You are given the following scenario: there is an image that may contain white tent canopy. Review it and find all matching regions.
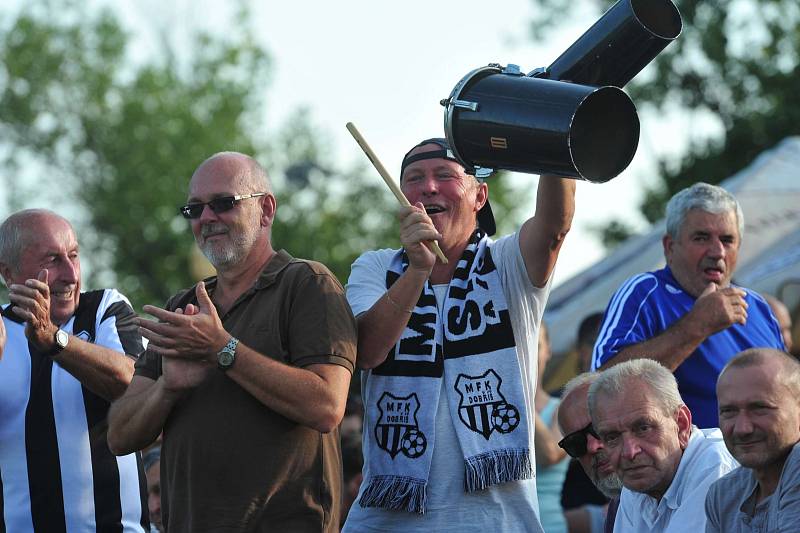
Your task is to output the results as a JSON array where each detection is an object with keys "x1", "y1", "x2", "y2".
[{"x1": 545, "y1": 136, "x2": 800, "y2": 357}]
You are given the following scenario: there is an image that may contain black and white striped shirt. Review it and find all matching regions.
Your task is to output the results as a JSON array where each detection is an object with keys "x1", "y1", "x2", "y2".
[{"x1": 0, "y1": 289, "x2": 148, "y2": 532}]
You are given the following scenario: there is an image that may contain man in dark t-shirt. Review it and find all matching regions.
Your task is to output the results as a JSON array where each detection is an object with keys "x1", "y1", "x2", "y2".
[{"x1": 108, "y1": 152, "x2": 357, "y2": 532}]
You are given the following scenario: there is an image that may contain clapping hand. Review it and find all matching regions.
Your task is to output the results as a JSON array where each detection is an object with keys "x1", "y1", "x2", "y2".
[
  {"x1": 137, "y1": 281, "x2": 228, "y2": 362},
  {"x1": 136, "y1": 282, "x2": 229, "y2": 393},
  {"x1": 8, "y1": 270, "x2": 57, "y2": 351}
]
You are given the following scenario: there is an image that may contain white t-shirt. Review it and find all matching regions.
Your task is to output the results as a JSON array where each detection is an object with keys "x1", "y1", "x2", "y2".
[
  {"x1": 344, "y1": 232, "x2": 550, "y2": 532},
  {"x1": 613, "y1": 427, "x2": 738, "y2": 533}
]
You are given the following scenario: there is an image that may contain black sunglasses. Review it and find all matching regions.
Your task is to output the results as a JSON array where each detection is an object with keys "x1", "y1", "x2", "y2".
[
  {"x1": 558, "y1": 422, "x2": 600, "y2": 458},
  {"x1": 179, "y1": 192, "x2": 268, "y2": 219}
]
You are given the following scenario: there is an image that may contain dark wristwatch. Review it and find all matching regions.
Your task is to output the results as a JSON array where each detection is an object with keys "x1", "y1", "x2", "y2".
[
  {"x1": 217, "y1": 337, "x2": 239, "y2": 371},
  {"x1": 43, "y1": 328, "x2": 69, "y2": 358}
]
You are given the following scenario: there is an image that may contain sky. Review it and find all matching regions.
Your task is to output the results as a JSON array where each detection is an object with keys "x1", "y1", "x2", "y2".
[{"x1": 44, "y1": 0, "x2": 709, "y2": 286}]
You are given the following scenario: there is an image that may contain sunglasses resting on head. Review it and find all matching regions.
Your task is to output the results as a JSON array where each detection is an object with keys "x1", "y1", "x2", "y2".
[
  {"x1": 558, "y1": 422, "x2": 600, "y2": 458},
  {"x1": 179, "y1": 192, "x2": 268, "y2": 219}
]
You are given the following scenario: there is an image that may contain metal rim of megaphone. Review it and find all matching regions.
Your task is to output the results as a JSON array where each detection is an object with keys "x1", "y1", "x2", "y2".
[
  {"x1": 566, "y1": 84, "x2": 640, "y2": 183},
  {"x1": 442, "y1": 64, "x2": 640, "y2": 183},
  {"x1": 442, "y1": 64, "x2": 502, "y2": 176}
]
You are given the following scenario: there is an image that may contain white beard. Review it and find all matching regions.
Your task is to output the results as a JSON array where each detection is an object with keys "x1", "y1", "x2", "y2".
[{"x1": 200, "y1": 222, "x2": 259, "y2": 269}]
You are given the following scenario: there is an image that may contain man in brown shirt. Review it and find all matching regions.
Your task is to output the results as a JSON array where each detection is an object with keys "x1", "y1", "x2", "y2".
[{"x1": 107, "y1": 152, "x2": 357, "y2": 532}]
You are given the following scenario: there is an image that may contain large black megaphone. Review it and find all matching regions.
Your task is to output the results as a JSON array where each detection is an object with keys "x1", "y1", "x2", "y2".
[{"x1": 440, "y1": 0, "x2": 682, "y2": 183}]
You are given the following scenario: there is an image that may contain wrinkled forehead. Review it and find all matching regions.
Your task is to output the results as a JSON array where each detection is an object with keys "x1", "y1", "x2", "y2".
[
  {"x1": 595, "y1": 380, "x2": 650, "y2": 417},
  {"x1": 596, "y1": 396, "x2": 674, "y2": 434},
  {"x1": 26, "y1": 214, "x2": 78, "y2": 250},
  {"x1": 679, "y1": 208, "x2": 739, "y2": 235},
  {"x1": 718, "y1": 359, "x2": 786, "y2": 394}
]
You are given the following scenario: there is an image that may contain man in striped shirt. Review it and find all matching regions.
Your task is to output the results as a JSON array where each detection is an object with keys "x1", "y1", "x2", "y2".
[
  {"x1": 0, "y1": 209, "x2": 148, "y2": 532},
  {"x1": 591, "y1": 183, "x2": 784, "y2": 428}
]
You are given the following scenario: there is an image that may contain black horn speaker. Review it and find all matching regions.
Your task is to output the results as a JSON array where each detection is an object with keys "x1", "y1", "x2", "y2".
[{"x1": 441, "y1": 0, "x2": 681, "y2": 182}]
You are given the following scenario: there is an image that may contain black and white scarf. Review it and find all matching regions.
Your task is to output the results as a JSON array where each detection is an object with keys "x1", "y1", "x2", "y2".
[{"x1": 360, "y1": 230, "x2": 533, "y2": 514}]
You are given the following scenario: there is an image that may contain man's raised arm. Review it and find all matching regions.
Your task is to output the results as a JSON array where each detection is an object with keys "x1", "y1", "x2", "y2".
[{"x1": 518, "y1": 175, "x2": 576, "y2": 288}]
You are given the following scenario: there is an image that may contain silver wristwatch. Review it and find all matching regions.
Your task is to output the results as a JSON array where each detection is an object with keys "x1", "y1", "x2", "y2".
[
  {"x1": 217, "y1": 337, "x2": 239, "y2": 371},
  {"x1": 44, "y1": 328, "x2": 69, "y2": 358}
]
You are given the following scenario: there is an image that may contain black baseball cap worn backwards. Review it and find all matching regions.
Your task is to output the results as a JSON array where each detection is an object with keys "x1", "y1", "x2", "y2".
[{"x1": 399, "y1": 137, "x2": 496, "y2": 236}]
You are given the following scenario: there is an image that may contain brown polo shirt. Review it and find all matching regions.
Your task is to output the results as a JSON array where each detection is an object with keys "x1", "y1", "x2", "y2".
[{"x1": 135, "y1": 250, "x2": 357, "y2": 532}]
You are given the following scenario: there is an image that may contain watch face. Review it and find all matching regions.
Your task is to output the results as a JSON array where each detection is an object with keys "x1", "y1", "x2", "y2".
[
  {"x1": 218, "y1": 350, "x2": 235, "y2": 368},
  {"x1": 55, "y1": 329, "x2": 69, "y2": 349}
]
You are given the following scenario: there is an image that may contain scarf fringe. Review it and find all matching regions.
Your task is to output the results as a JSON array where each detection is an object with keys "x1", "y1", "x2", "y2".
[
  {"x1": 358, "y1": 475, "x2": 428, "y2": 514},
  {"x1": 464, "y1": 448, "x2": 534, "y2": 492}
]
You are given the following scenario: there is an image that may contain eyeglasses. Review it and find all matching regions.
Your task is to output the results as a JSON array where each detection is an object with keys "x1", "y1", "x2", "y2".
[
  {"x1": 558, "y1": 422, "x2": 600, "y2": 458},
  {"x1": 179, "y1": 192, "x2": 268, "y2": 219}
]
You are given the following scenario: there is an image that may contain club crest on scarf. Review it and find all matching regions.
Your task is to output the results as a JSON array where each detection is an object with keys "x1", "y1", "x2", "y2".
[
  {"x1": 454, "y1": 369, "x2": 520, "y2": 440},
  {"x1": 375, "y1": 392, "x2": 428, "y2": 459}
]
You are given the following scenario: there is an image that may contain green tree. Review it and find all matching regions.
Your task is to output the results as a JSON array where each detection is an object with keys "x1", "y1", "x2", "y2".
[
  {"x1": 0, "y1": 1, "x2": 270, "y2": 307},
  {"x1": 530, "y1": 0, "x2": 800, "y2": 244},
  {"x1": 0, "y1": 1, "x2": 533, "y2": 308},
  {"x1": 0, "y1": 2, "x2": 395, "y2": 304},
  {"x1": 268, "y1": 108, "x2": 400, "y2": 280}
]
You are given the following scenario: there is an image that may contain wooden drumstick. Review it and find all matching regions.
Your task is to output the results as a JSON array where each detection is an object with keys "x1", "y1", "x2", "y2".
[{"x1": 346, "y1": 122, "x2": 448, "y2": 264}]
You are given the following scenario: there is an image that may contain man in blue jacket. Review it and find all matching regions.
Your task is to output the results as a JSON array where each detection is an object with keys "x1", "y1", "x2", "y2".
[{"x1": 591, "y1": 182, "x2": 784, "y2": 428}]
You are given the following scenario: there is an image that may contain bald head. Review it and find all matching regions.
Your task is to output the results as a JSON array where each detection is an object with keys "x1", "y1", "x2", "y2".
[
  {"x1": 558, "y1": 375, "x2": 595, "y2": 435},
  {"x1": 191, "y1": 152, "x2": 271, "y2": 195},
  {"x1": 717, "y1": 347, "x2": 800, "y2": 474},
  {"x1": 558, "y1": 372, "x2": 623, "y2": 498},
  {"x1": 0, "y1": 209, "x2": 73, "y2": 284},
  {"x1": 719, "y1": 347, "x2": 800, "y2": 395}
]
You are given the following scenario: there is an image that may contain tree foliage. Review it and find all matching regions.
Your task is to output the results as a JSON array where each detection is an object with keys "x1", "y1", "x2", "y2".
[
  {"x1": 0, "y1": 1, "x2": 270, "y2": 307},
  {"x1": 0, "y1": 1, "x2": 532, "y2": 308},
  {"x1": 530, "y1": 0, "x2": 800, "y2": 243}
]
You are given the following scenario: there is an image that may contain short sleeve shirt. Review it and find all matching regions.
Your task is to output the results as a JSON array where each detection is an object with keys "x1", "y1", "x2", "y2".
[
  {"x1": 135, "y1": 250, "x2": 357, "y2": 533},
  {"x1": 343, "y1": 232, "x2": 549, "y2": 532},
  {"x1": 705, "y1": 442, "x2": 800, "y2": 532},
  {"x1": 592, "y1": 267, "x2": 785, "y2": 427}
]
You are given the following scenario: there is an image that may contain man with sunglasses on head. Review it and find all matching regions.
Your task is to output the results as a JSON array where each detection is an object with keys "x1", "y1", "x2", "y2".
[
  {"x1": 0, "y1": 209, "x2": 148, "y2": 532},
  {"x1": 557, "y1": 373, "x2": 623, "y2": 533},
  {"x1": 342, "y1": 138, "x2": 575, "y2": 532},
  {"x1": 108, "y1": 152, "x2": 358, "y2": 533},
  {"x1": 588, "y1": 359, "x2": 737, "y2": 532}
]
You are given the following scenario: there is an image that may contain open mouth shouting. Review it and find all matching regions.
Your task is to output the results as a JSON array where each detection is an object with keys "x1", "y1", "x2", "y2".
[{"x1": 424, "y1": 204, "x2": 446, "y2": 216}]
